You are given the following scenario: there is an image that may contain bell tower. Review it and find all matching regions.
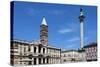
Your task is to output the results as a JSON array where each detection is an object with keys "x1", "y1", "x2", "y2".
[{"x1": 40, "y1": 17, "x2": 48, "y2": 46}]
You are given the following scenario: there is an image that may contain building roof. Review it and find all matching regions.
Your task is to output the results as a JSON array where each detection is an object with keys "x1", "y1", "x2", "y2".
[
  {"x1": 41, "y1": 17, "x2": 47, "y2": 26},
  {"x1": 84, "y1": 42, "x2": 97, "y2": 48},
  {"x1": 47, "y1": 45, "x2": 61, "y2": 50},
  {"x1": 12, "y1": 39, "x2": 61, "y2": 50},
  {"x1": 61, "y1": 49, "x2": 86, "y2": 53},
  {"x1": 61, "y1": 49, "x2": 78, "y2": 53},
  {"x1": 12, "y1": 39, "x2": 30, "y2": 44}
]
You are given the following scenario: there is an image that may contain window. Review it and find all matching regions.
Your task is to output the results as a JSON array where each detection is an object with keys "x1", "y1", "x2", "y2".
[
  {"x1": 14, "y1": 56, "x2": 18, "y2": 59},
  {"x1": 38, "y1": 46, "x2": 41, "y2": 53},
  {"x1": 13, "y1": 43, "x2": 18, "y2": 49},
  {"x1": 39, "y1": 58, "x2": 41, "y2": 64},
  {"x1": 28, "y1": 46, "x2": 30, "y2": 51},
  {"x1": 34, "y1": 58, "x2": 36, "y2": 65},
  {"x1": 34, "y1": 47, "x2": 36, "y2": 53},
  {"x1": 43, "y1": 58, "x2": 45, "y2": 64},
  {"x1": 63, "y1": 59, "x2": 66, "y2": 62},
  {"x1": 43, "y1": 48, "x2": 45, "y2": 53},
  {"x1": 68, "y1": 54, "x2": 71, "y2": 57},
  {"x1": 24, "y1": 47, "x2": 26, "y2": 53},
  {"x1": 28, "y1": 61, "x2": 32, "y2": 65},
  {"x1": 29, "y1": 54, "x2": 32, "y2": 59},
  {"x1": 47, "y1": 58, "x2": 49, "y2": 63},
  {"x1": 64, "y1": 54, "x2": 66, "y2": 57}
]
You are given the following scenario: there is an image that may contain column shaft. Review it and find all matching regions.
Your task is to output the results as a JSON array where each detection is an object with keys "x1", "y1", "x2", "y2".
[{"x1": 80, "y1": 22, "x2": 84, "y2": 49}]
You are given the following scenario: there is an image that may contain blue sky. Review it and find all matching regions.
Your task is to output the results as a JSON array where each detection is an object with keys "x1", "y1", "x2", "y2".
[{"x1": 12, "y1": 1, "x2": 97, "y2": 50}]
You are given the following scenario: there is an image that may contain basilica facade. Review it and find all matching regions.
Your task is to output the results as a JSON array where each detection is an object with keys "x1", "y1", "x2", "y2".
[{"x1": 10, "y1": 17, "x2": 61, "y2": 66}]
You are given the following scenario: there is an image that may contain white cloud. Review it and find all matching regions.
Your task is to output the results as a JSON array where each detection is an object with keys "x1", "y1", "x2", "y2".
[
  {"x1": 67, "y1": 36, "x2": 88, "y2": 42},
  {"x1": 58, "y1": 28, "x2": 73, "y2": 34},
  {"x1": 68, "y1": 37, "x2": 79, "y2": 42}
]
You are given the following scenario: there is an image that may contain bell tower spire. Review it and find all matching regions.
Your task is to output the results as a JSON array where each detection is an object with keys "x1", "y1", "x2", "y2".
[
  {"x1": 41, "y1": 17, "x2": 47, "y2": 25},
  {"x1": 40, "y1": 17, "x2": 48, "y2": 46}
]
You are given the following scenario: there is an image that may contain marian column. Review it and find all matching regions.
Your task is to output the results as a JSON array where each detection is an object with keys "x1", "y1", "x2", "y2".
[{"x1": 79, "y1": 8, "x2": 85, "y2": 50}]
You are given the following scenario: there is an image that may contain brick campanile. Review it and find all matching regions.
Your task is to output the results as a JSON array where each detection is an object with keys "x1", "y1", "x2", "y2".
[{"x1": 40, "y1": 17, "x2": 48, "y2": 46}]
